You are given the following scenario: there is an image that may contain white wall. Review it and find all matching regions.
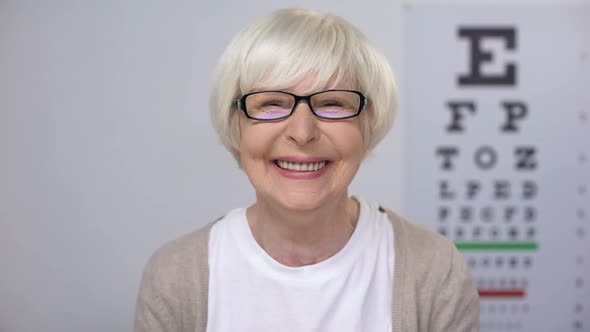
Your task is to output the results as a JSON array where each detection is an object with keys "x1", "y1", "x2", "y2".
[{"x1": 0, "y1": 0, "x2": 584, "y2": 331}]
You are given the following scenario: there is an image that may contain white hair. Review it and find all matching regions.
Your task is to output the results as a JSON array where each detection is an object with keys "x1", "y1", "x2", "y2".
[{"x1": 210, "y1": 8, "x2": 397, "y2": 159}]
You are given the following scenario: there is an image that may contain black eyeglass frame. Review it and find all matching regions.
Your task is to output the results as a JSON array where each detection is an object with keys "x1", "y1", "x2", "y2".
[{"x1": 235, "y1": 89, "x2": 368, "y2": 121}]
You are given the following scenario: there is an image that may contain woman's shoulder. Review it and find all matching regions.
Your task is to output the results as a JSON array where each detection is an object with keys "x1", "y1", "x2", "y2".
[
  {"x1": 383, "y1": 208, "x2": 479, "y2": 331},
  {"x1": 383, "y1": 207, "x2": 476, "y2": 294},
  {"x1": 383, "y1": 208, "x2": 459, "y2": 267},
  {"x1": 135, "y1": 219, "x2": 221, "y2": 332},
  {"x1": 145, "y1": 218, "x2": 220, "y2": 275}
]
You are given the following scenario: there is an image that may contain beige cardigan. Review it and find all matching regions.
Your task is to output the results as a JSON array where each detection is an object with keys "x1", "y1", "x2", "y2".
[{"x1": 135, "y1": 209, "x2": 480, "y2": 332}]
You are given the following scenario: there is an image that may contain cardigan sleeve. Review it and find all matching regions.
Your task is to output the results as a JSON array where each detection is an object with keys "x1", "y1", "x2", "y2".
[
  {"x1": 429, "y1": 245, "x2": 480, "y2": 332},
  {"x1": 134, "y1": 247, "x2": 183, "y2": 332},
  {"x1": 134, "y1": 223, "x2": 213, "y2": 332}
]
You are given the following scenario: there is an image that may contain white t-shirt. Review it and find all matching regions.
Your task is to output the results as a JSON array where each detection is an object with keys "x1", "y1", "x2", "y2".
[{"x1": 207, "y1": 198, "x2": 395, "y2": 332}]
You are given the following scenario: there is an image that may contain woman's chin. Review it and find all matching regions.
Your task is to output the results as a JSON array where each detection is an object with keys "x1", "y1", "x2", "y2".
[{"x1": 263, "y1": 192, "x2": 328, "y2": 213}]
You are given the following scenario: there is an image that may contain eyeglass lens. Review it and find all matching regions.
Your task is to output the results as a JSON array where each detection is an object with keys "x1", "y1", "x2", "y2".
[{"x1": 244, "y1": 91, "x2": 361, "y2": 120}]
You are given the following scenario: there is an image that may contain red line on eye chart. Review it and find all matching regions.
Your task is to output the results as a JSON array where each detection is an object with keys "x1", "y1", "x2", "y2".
[{"x1": 478, "y1": 289, "x2": 526, "y2": 299}]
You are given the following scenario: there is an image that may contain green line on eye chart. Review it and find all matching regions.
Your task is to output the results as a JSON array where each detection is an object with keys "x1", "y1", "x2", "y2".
[{"x1": 455, "y1": 242, "x2": 539, "y2": 251}]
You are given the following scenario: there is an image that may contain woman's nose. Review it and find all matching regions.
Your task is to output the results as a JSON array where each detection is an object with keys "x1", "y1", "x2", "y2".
[{"x1": 285, "y1": 102, "x2": 320, "y2": 146}]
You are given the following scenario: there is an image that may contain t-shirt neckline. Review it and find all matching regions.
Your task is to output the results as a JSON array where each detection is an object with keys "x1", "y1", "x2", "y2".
[{"x1": 230, "y1": 197, "x2": 372, "y2": 283}]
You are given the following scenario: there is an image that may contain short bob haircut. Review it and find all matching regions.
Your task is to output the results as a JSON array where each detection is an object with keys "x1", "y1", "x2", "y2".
[{"x1": 210, "y1": 8, "x2": 397, "y2": 159}]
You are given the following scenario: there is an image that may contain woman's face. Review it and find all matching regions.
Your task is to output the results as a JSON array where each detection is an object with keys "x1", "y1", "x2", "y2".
[{"x1": 237, "y1": 80, "x2": 366, "y2": 212}]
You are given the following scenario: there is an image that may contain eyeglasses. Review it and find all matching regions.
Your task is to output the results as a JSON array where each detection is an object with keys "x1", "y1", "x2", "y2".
[{"x1": 235, "y1": 90, "x2": 368, "y2": 121}]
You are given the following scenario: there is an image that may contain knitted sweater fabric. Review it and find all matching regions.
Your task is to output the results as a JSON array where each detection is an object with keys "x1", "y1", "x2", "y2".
[{"x1": 135, "y1": 208, "x2": 480, "y2": 332}]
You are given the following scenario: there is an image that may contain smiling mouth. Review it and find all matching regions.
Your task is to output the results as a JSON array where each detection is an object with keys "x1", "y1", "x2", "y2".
[{"x1": 274, "y1": 160, "x2": 328, "y2": 172}]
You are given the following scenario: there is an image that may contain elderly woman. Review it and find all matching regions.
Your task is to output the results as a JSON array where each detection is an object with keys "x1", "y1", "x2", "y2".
[{"x1": 135, "y1": 8, "x2": 479, "y2": 332}]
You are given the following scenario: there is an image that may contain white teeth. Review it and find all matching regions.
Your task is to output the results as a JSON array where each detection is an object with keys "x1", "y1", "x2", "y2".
[{"x1": 276, "y1": 160, "x2": 327, "y2": 172}]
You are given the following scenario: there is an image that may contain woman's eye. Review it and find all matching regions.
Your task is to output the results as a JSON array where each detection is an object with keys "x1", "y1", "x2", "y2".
[
  {"x1": 262, "y1": 100, "x2": 288, "y2": 107},
  {"x1": 320, "y1": 101, "x2": 344, "y2": 107}
]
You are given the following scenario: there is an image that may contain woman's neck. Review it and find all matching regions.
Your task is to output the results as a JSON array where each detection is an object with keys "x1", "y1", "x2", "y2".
[{"x1": 246, "y1": 195, "x2": 360, "y2": 267}]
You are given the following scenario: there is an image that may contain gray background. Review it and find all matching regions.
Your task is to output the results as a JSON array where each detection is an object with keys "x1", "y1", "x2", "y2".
[{"x1": 0, "y1": 0, "x2": 585, "y2": 331}]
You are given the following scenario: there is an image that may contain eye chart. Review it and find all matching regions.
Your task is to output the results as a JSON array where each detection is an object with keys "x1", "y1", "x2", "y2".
[{"x1": 403, "y1": 4, "x2": 589, "y2": 331}]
